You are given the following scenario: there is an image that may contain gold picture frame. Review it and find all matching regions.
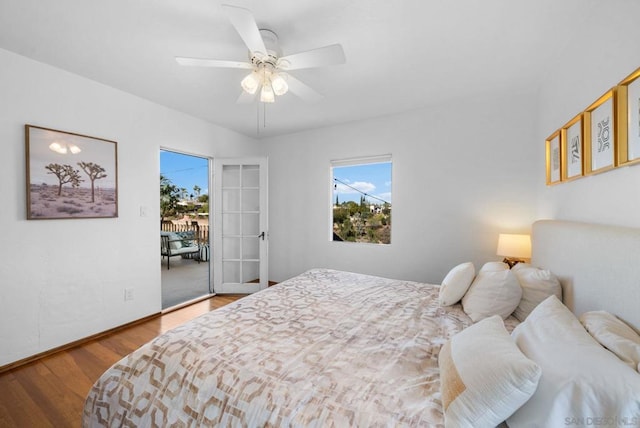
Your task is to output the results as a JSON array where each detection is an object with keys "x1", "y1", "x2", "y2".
[
  {"x1": 584, "y1": 89, "x2": 616, "y2": 175},
  {"x1": 616, "y1": 66, "x2": 640, "y2": 166},
  {"x1": 560, "y1": 113, "x2": 584, "y2": 181},
  {"x1": 25, "y1": 124, "x2": 118, "y2": 219},
  {"x1": 545, "y1": 129, "x2": 562, "y2": 185}
]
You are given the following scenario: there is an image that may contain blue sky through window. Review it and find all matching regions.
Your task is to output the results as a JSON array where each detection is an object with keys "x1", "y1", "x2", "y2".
[{"x1": 333, "y1": 162, "x2": 392, "y2": 204}]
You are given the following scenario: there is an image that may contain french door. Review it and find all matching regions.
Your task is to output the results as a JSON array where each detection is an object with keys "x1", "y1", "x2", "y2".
[{"x1": 213, "y1": 158, "x2": 268, "y2": 293}]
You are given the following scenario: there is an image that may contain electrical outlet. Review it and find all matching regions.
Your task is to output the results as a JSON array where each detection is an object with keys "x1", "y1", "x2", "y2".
[
  {"x1": 124, "y1": 288, "x2": 134, "y2": 301},
  {"x1": 139, "y1": 205, "x2": 148, "y2": 217}
]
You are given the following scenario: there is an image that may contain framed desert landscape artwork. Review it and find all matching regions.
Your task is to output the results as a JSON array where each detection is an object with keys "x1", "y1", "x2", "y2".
[{"x1": 25, "y1": 125, "x2": 118, "y2": 219}]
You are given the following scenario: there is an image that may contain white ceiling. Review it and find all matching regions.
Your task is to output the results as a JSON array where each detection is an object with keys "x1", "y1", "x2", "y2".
[{"x1": 0, "y1": 0, "x2": 602, "y2": 139}]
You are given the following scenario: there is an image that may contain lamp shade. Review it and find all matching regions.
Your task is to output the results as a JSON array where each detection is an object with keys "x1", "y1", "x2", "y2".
[
  {"x1": 496, "y1": 234, "x2": 531, "y2": 259},
  {"x1": 270, "y1": 73, "x2": 288, "y2": 96},
  {"x1": 260, "y1": 83, "x2": 275, "y2": 103},
  {"x1": 241, "y1": 72, "x2": 260, "y2": 94}
]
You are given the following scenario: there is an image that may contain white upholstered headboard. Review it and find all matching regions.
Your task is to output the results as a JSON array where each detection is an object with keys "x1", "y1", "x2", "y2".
[{"x1": 532, "y1": 220, "x2": 640, "y2": 332}]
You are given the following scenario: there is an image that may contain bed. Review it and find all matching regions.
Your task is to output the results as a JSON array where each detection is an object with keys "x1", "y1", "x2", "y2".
[
  {"x1": 83, "y1": 268, "x2": 519, "y2": 426},
  {"x1": 83, "y1": 220, "x2": 640, "y2": 427}
]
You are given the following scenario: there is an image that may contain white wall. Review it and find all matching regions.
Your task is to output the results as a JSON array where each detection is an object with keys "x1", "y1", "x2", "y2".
[
  {"x1": 536, "y1": 2, "x2": 640, "y2": 227},
  {"x1": 264, "y1": 89, "x2": 540, "y2": 284},
  {"x1": 11, "y1": 0, "x2": 639, "y2": 367},
  {"x1": 0, "y1": 48, "x2": 260, "y2": 366}
]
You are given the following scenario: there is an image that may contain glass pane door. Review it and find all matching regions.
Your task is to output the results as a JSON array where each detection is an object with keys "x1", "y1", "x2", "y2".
[{"x1": 214, "y1": 158, "x2": 267, "y2": 293}]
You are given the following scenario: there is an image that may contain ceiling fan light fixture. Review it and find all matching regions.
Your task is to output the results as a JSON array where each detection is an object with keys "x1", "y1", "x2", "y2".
[
  {"x1": 177, "y1": 6, "x2": 345, "y2": 106},
  {"x1": 241, "y1": 71, "x2": 260, "y2": 94},
  {"x1": 260, "y1": 83, "x2": 275, "y2": 103},
  {"x1": 270, "y1": 73, "x2": 288, "y2": 96}
]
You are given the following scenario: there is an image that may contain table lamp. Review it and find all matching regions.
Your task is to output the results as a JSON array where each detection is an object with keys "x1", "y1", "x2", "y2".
[{"x1": 496, "y1": 233, "x2": 531, "y2": 268}]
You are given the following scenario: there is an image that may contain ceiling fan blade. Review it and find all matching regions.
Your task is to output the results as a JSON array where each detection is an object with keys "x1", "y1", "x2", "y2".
[
  {"x1": 236, "y1": 90, "x2": 257, "y2": 104},
  {"x1": 221, "y1": 4, "x2": 267, "y2": 57},
  {"x1": 175, "y1": 57, "x2": 253, "y2": 69},
  {"x1": 278, "y1": 44, "x2": 345, "y2": 70},
  {"x1": 286, "y1": 74, "x2": 324, "y2": 103}
]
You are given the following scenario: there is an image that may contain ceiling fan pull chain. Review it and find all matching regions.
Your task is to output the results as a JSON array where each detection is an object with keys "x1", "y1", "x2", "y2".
[{"x1": 256, "y1": 101, "x2": 260, "y2": 135}]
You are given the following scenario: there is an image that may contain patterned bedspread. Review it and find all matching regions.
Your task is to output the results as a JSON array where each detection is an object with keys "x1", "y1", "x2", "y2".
[{"x1": 83, "y1": 268, "x2": 518, "y2": 427}]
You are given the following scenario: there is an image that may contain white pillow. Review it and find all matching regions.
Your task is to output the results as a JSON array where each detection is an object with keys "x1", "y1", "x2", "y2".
[
  {"x1": 507, "y1": 295, "x2": 640, "y2": 427},
  {"x1": 580, "y1": 310, "x2": 640, "y2": 371},
  {"x1": 461, "y1": 269, "x2": 522, "y2": 322},
  {"x1": 439, "y1": 262, "x2": 475, "y2": 306},
  {"x1": 512, "y1": 267, "x2": 562, "y2": 322},
  {"x1": 439, "y1": 315, "x2": 541, "y2": 428},
  {"x1": 479, "y1": 261, "x2": 509, "y2": 272}
]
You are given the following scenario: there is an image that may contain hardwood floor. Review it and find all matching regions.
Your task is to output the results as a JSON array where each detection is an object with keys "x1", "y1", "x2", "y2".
[{"x1": 0, "y1": 294, "x2": 244, "y2": 428}]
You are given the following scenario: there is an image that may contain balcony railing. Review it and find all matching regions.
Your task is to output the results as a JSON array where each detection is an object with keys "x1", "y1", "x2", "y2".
[{"x1": 161, "y1": 221, "x2": 209, "y2": 244}]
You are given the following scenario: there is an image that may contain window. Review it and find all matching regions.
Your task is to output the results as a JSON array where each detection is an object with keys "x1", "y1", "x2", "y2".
[{"x1": 330, "y1": 155, "x2": 392, "y2": 244}]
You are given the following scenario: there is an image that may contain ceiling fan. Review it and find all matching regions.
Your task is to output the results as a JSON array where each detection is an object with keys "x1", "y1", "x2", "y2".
[{"x1": 176, "y1": 4, "x2": 346, "y2": 104}]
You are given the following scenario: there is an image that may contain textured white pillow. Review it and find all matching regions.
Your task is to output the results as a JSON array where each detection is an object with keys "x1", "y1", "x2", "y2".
[
  {"x1": 479, "y1": 261, "x2": 509, "y2": 272},
  {"x1": 439, "y1": 315, "x2": 541, "y2": 428},
  {"x1": 580, "y1": 310, "x2": 640, "y2": 371},
  {"x1": 507, "y1": 295, "x2": 640, "y2": 427},
  {"x1": 439, "y1": 262, "x2": 475, "y2": 306},
  {"x1": 461, "y1": 269, "x2": 522, "y2": 322},
  {"x1": 512, "y1": 267, "x2": 562, "y2": 322}
]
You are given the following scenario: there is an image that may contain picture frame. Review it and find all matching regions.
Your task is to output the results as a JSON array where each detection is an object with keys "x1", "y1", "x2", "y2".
[
  {"x1": 584, "y1": 89, "x2": 616, "y2": 175},
  {"x1": 545, "y1": 129, "x2": 562, "y2": 185},
  {"x1": 25, "y1": 124, "x2": 118, "y2": 219},
  {"x1": 560, "y1": 113, "x2": 584, "y2": 181},
  {"x1": 616, "y1": 66, "x2": 640, "y2": 166}
]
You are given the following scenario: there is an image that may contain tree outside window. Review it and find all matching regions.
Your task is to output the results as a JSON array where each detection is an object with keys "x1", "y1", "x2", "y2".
[{"x1": 331, "y1": 156, "x2": 392, "y2": 244}]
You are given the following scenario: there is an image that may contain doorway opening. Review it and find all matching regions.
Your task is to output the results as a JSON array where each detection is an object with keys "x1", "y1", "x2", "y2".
[{"x1": 160, "y1": 149, "x2": 211, "y2": 309}]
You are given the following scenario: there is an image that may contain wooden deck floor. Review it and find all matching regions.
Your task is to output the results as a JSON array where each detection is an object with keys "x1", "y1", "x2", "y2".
[{"x1": 0, "y1": 294, "x2": 244, "y2": 427}]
